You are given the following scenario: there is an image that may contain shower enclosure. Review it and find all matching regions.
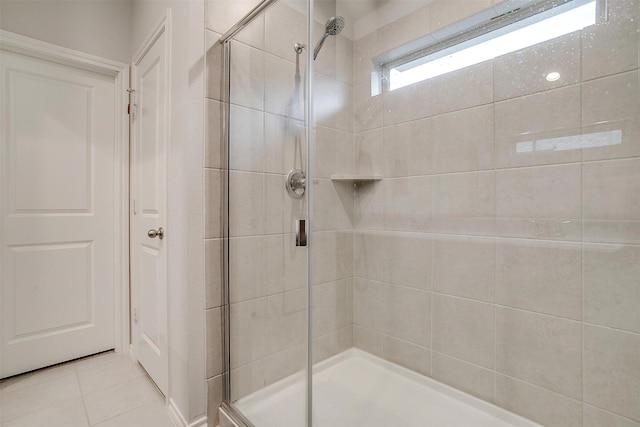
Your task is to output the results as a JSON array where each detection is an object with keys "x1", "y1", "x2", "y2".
[{"x1": 216, "y1": 0, "x2": 640, "y2": 425}]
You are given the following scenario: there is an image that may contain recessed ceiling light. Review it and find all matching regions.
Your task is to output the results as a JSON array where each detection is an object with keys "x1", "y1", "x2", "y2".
[{"x1": 546, "y1": 71, "x2": 561, "y2": 82}]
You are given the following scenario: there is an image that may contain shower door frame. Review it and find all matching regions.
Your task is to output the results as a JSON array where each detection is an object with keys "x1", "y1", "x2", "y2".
[{"x1": 218, "y1": 0, "x2": 315, "y2": 425}]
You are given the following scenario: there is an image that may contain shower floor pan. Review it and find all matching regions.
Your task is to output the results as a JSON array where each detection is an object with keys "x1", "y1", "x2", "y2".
[{"x1": 234, "y1": 349, "x2": 540, "y2": 427}]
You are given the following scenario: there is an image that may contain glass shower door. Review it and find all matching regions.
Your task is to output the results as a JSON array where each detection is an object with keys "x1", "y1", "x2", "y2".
[{"x1": 224, "y1": 1, "x2": 311, "y2": 425}]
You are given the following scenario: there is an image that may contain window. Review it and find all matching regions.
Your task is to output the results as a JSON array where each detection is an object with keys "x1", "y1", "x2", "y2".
[{"x1": 385, "y1": 0, "x2": 602, "y2": 91}]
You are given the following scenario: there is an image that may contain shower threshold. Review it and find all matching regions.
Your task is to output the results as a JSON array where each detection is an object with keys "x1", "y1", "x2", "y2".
[{"x1": 232, "y1": 349, "x2": 541, "y2": 427}]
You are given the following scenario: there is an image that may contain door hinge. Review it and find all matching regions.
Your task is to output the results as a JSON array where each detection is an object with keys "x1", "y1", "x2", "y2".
[
  {"x1": 127, "y1": 88, "x2": 137, "y2": 118},
  {"x1": 133, "y1": 307, "x2": 138, "y2": 323},
  {"x1": 132, "y1": 198, "x2": 137, "y2": 215}
]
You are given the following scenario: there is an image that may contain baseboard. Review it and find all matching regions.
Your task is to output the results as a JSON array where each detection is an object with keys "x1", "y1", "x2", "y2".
[{"x1": 167, "y1": 398, "x2": 208, "y2": 427}]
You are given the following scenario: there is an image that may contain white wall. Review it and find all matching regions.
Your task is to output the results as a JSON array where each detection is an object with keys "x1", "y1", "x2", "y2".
[
  {"x1": 131, "y1": 0, "x2": 206, "y2": 424},
  {"x1": 0, "y1": 0, "x2": 132, "y2": 63}
]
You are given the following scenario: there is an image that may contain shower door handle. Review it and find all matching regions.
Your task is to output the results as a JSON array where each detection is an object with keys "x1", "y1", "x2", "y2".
[{"x1": 296, "y1": 219, "x2": 307, "y2": 247}]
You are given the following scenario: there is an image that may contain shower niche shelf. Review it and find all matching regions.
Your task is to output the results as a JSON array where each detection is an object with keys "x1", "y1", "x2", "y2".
[{"x1": 330, "y1": 175, "x2": 382, "y2": 183}]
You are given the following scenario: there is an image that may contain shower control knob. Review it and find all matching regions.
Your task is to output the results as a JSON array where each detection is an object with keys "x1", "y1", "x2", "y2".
[{"x1": 286, "y1": 169, "x2": 306, "y2": 199}]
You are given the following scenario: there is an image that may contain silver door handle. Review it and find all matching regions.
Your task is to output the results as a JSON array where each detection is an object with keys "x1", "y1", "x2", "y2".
[{"x1": 148, "y1": 227, "x2": 164, "y2": 240}]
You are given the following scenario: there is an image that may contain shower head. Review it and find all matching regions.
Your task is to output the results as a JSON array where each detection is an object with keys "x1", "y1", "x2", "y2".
[
  {"x1": 325, "y1": 16, "x2": 345, "y2": 36},
  {"x1": 313, "y1": 16, "x2": 345, "y2": 60}
]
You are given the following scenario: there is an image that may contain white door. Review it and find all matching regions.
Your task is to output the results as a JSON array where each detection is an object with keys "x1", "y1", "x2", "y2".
[
  {"x1": 0, "y1": 50, "x2": 116, "y2": 378},
  {"x1": 130, "y1": 28, "x2": 169, "y2": 395}
]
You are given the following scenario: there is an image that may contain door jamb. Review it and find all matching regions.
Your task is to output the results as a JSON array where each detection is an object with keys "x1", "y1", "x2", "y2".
[{"x1": 0, "y1": 30, "x2": 132, "y2": 356}]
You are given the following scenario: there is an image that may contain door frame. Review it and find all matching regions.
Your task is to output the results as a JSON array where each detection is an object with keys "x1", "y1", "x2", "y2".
[{"x1": 0, "y1": 30, "x2": 131, "y2": 356}]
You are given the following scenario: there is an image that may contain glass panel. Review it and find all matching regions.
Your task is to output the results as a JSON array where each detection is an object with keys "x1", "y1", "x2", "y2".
[
  {"x1": 226, "y1": 0, "x2": 640, "y2": 425},
  {"x1": 225, "y1": 3, "x2": 309, "y2": 425}
]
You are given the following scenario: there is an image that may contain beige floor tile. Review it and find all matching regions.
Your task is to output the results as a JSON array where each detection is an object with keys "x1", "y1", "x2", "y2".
[
  {"x1": 77, "y1": 354, "x2": 145, "y2": 394},
  {"x1": 83, "y1": 376, "x2": 162, "y2": 425},
  {"x1": 3, "y1": 397, "x2": 89, "y2": 427},
  {"x1": 0, "y1": 362, "x2": 76, "y2": 394},
  {"x1": 1, "y1": 373, "x2": 81, "y2": 421},
  {"x1": 93, "y1": 399, "x2": 174, "y2": 427}
]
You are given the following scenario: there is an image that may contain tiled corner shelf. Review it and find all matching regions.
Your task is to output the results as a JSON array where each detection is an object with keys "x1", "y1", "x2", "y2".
[{"x1": 330, "y1": 175, "x2": 383, "y2": 183}]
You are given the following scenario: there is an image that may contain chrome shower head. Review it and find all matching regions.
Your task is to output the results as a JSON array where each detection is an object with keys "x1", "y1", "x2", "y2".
[
  {"x1": 325, "y1": 16, "x2": 345, "y2": 36},
  {"x1": 313, "y1": 16, "x2": 345, "y2": 60}
]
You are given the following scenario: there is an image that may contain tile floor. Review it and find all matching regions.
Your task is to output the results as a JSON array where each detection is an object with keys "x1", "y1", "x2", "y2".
[{"x1": 0, "y1": 351, "x2": 176, "y2": 427}]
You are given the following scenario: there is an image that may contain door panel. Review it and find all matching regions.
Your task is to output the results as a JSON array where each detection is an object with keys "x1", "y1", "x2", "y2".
[
  {"x1": 131, "y1": 29, "x2": 169, "y2": 396},
  {"x1": 0, "y1": 51, "x2": 116, "y2": 378}
]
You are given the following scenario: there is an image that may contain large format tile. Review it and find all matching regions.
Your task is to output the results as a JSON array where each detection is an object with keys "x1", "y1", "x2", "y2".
[
  {"x1": 431, "y1": 294, "x2": 495, "y2": 369},
  {"x1": 382, "y1": 335, "x2": 430, "y2": 376},
  {"x1": 1, "y1": 373, "x2": 81, "y2": 421},
  {"x1": 429, "y1": 61, "x2": 493, "y2": 116},
  {"x1": 495, "y1": 307, "x2": 582, "y2": 399},
  {"x1": 264, "y1": 112, "x2": 305, "y2": 175},
  {"x1": 311, "y1": 231, "x2": 353, "y2": 285},
  {"x1": 264, "y1": 2, "x2": 307, "y2": 63},
  {"x1": 355, "y1": 129, "x2": 383, "y2": 177},
  {"x1": 315, "y1": 127, "x2": 353, "y2": 179},
  {"x1": 228, "y1": 236, "x2": 266, "y2": 303},
  {"x1": 229, "y1": 171, "x2": 265, "y2": 237},
  {"x1": 432, "y1": 352, "x2": 494, "y2": 403},
  {"x1": 581, "y1": 0, "x2": 639, "y2": 81},
  {"x1": 431, "y1": 171, "x2": 495, "y2": 236},
  {"x1": 383, "y1": 177, "x2": 431, "y2": 232},
  {"x1": 383, "y1": 80, "x2": 430, "y2": 126},
  {"x1": 584, "y1": 244, "x2": 640, "y2": 333},
  {"x1": 355, "y1": 81, "x2": 383, "y2": 132},
  {"x1": 583, "y1": 158, "x2": 640, "y2": 244},
  {"x1": 431, "y1": 105, "x2": 494, "y2": 174},
  {"x1": 495, "y1": 164, "x2": 581, "y2": 240},
  {"x1": 265, "y1": 233, "x2": 306, "y2": 295},
  {"x1": 76, "y1": 354, "x2": 146, "y2": 395},
  {"x1": 433, "y1": 236, "x2": 495, "y2": 303},
  {"x1": 3, "y1": 397, "x2": 88, "y2": 427},
  {"x1": 83, "y1": 376, "x2": 160, "y2": 425},
  {"x1": 381, "y1": 284, "x2": 430, "y2": 347},
  {"x1": 229, "y1": 298, "x2": 267, "y2": 369},
  {"x1": 494, "y1": 33, "x2": 581, "y2": 101},
  {"x1": 583, "y1": 404, "x2": 640, "y2": 427},
  {"x1": 264, "y1": 54, "x2": 304, "y2": 121},
  {"x1": 494, "y1": 85, "x2": 581, "y2": 168},
  {"x1": 583, "y1": 324, "x2": 640, "y2": 422},
  {"x1": 266, "y1": 289, "x2": 306, "y2": 354},
  {"x1": 383, "y1": 118, "x2": 432, "y2": 177},
  {"x1": 354, "y1": 232, "x2": 383, "y2": 281},
  {"x1": 582, "y1": 71, "x2": 640, "y2": 162},
  {"x1": 0, "y1": 361, "x2": 76, "y2": 394},
  {"x1": 313, "y1": 178, "x2": 354, "y2": 232},
  {"x1": 93, "y1": 399, "x2": 173, "y2": 427},
  {"x1": 494, "y1": 374, "x2": 582, "y2": 427},
  {"x1": 229, "y1": 104, "x2": 264, "y2": 172},
  {"x1": 353, "y1": 278, "x2": 382, "y2": 332},
  {"x1": 229, "y1": 41, "x2": 264, "y2": 111},
  {"x1": 495, "y1": 239, "x2": 582, "y2": 320},
  {"x1": 382, "y1": 233, "x2": 433, "y2": 290},
  {"x1": 312, "y1": 279, "x2": 350, "y2": 338},
  {"x1": 353, "y1": 325, "x2": 383, "y2": 357}
]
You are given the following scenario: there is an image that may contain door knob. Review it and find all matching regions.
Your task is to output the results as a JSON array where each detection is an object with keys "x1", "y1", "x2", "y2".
[{"x1": 148, "y1": 227, "x2": 164, "y2": 240}]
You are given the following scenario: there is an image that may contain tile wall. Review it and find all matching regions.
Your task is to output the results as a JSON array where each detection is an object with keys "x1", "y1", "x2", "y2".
[
  {"x1": 206, "y1": 0, "x2": 640, "y2": 426},
  {"x1": 352, "y1": 0, "x2": 640, "y2": 426}
]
